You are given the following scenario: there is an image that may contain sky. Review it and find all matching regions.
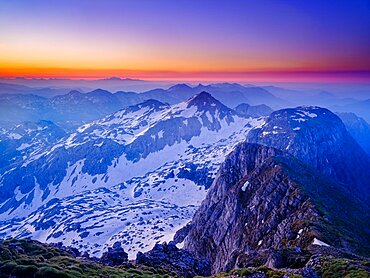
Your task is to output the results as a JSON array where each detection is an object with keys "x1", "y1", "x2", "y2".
[{"x1": 0, "y1": 0, "x2": 370, "y2": 81}]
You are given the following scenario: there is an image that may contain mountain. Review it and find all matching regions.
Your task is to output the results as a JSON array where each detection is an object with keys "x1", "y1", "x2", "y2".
[
  {"x1": 0, "y1": 94, "x2": 52, "y2": 124},
  {"x1": 114, "y1": 90, "x2": 146, "y2": 107},
  {"x1": 0, "y1": 120, "x2": 66, "y2": 172},
  {"x1": 0, "y1": 82, "x2": 34, "y2": 94},
  {"x1": 0, "y1": 77, "x2": 163, "y2": 93},
  {"x1": 337, "y1": 112, "x2": 370, "y2": 156},
  {"x1": 0, "y1": 89, "x2": 145, "y2": 129},
  {"x1": 0, "y1": 83, "x2": 285, "y2": 130},
  {"x1": 136, "y1": 82, "x2": 287, "y2": 108},
  {"x1": 1, "y1": 88, "x2": 369, "y2": 276},
  {"x1": 50, "y1": 89, "x2": 132, "y2": 124},
  {"x1": 183, "y1": 143, "x2": 370, "y2": 273},
  {"x1": 168, "y1": 83, "x2": 194, "y2": 94},
  {"x1": 262, "y1": 85, "x2": 360, "y2": 108},
  {"x1": 0, "y1": 92, "x2": 265, "y2": 258},
  {"x1": 235, "y1": 103, "x2": 273, "y2": 117},
  {"x1": 194, "y1": 83, "x2": 286, "y2": 108},
  {"x1": 139, "y1": 88, "x2": 179, "y2": 105},
  {"x1": 0, "y1": 82, "x2": 75, "y2": 97},
  {"x1": 332, "y1": 99, "x2": 370, "y2": 123},
  {"x1": 246, "y1": 106, "x2": 370, "y2": 201}
]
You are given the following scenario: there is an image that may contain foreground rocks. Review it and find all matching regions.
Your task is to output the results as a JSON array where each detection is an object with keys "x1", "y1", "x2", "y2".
[
  {"x1": 136, "y1": 241, "x2": 211, "y2": 277},
  {"x1": 0, "y1": 238, "x2": 171, "y2": 277},
  {"x1": 1, "y1": 237, "x2": 369, "y2": 277},
  {"x1": 99, "y1": 241, "x2": 129, "y2": 266}
]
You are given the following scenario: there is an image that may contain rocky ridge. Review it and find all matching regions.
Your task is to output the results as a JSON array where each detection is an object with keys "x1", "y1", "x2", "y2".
[{"x1": 183, "y1": 143, "x2": 369, "y2": 273}]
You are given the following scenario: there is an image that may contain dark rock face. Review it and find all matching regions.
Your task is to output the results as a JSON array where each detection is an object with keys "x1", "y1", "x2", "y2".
[
  {"x1": 173, "y1": 222, "x2": 192, "y2": 244},
  {"x1": 184, "y1": 143, "x2": 370, "y2": 273},
  {"x1": 136, "y1": 241, "x2": 211, "y2": 277},
  {"x1": 184, "y1": 143, "x2": 316, "y2": 273},
  {"x1": 247, "y1": 106, "x2": 370, "y2": 201},
  {"x1": 99, "y1": 242, "x2": 128, "y2": 266}
]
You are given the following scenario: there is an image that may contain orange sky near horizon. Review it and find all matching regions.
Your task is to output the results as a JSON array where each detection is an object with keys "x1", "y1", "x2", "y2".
[
  {"x1": 1, "y1": 1, "x2": 369, "y2": 82},
  {"x1": 1, "y1": 66, "x2": 370, "y2": 83}
]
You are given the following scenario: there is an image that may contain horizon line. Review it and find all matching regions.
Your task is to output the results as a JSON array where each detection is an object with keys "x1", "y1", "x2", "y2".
[{"x1": 1, "y1": 69, "x2": 370, "y2": 83}]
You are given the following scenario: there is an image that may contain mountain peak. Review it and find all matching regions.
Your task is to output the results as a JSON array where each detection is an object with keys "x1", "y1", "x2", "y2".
[
  {"x1": 271, "y1": 106, "x2": 336, "y2": 126},
  {"x1": 138, "y1": 99, "x2": 168, "y2": 108},
  {"x1": 88, "y1": 88, "x2": 112, "y2": 97},
  {"x1": 67, "y1": 90, "x2": 82, "y2": 96},
  {"x1": 188, "y1": 91, "x2": 214, "y2": 103},
  {"x1": 185, "y1": 91, "x2": 221, "y2": 109},
  {"x1": 52, "y1": 90, "x2": 83, "y2": 101},
  {"x1": 104, "y1": 77, "x2": 122, "y2": 81},
  {"x1": 194, "y1": 84, "x2": 211, "y2": 90},
  {"x1": 168, "y1": 83, "x2": 192, "y2": 92}
]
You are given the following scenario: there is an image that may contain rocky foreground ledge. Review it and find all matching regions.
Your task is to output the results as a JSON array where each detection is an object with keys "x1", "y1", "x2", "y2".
[{"x1": 0, "y1": 238, "x2": 369, "y2": 278}]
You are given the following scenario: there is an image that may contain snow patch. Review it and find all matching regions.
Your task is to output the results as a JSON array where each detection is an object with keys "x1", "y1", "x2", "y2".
[
  {"x1": 301, "y1": 111, "x2": 317, "y2": 118},
  {"x1": 241, "y1": 181, "x2": 250, "y2": 191},
  {"x1": 312, "y1": 238, "x2": 330, "y2": 247},
  {"x1": 8, "y1": 133, "x2": 22, "y2": 139},
  {"x1": 176, "y1": 242, "x2": 184, "y2": 249},
  {"x1": 17, "y1": 143, "x2": 31, "y2": 151},
  {"x1": 292, "y1": 118, "x2": 306, "y2": 122}
]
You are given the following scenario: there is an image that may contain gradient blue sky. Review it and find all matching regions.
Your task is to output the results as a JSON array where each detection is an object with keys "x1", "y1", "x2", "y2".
[{"x1": 0, "y1": 0, "x2": 369, "y2": 80}]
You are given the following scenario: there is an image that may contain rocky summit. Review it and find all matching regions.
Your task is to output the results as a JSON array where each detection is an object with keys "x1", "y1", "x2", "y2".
[{"x1": 247, "y1": 106, "x2": 370, "y2": 201}]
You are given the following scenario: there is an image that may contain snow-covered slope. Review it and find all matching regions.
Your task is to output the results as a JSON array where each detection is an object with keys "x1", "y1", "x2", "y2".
[
  {"x1": 0, "y1": 92, "x2": 264, "y2": 258},
  {"x1": 0, "y1": 120, "x2": 67, "y2": 172}
]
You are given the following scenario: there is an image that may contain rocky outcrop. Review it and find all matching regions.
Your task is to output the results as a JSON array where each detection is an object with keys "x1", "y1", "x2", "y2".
[
  {"x1": 173, "y1": 222, "x2": 193, "y2": 244},
  {"x1": 136, "y1": 241, "x2": 211, "y2": 277},
  {"x1": 183, "y1": 143, "x2": 369, "y2": 273},
  {"x1": 247, "y1": 106, "x2": 370, "y2": 201},
  {"x1": 99, "y1": 242, "x2": 128, "y2": 266}
]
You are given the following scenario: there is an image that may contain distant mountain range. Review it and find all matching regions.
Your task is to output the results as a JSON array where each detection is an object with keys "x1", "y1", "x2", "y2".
[
  {"x1": 0, "y1": 77, "x2": 156, "y2": 93},
  {"x1": 337, "y1": 112, "x2": 370, "y2": 155},
  {"x1": 0, "y1": 83, "x2": 282, "y2": 128},
  {"x1": 332, "y1": 99, "x2": 370, "y2": 122}
]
